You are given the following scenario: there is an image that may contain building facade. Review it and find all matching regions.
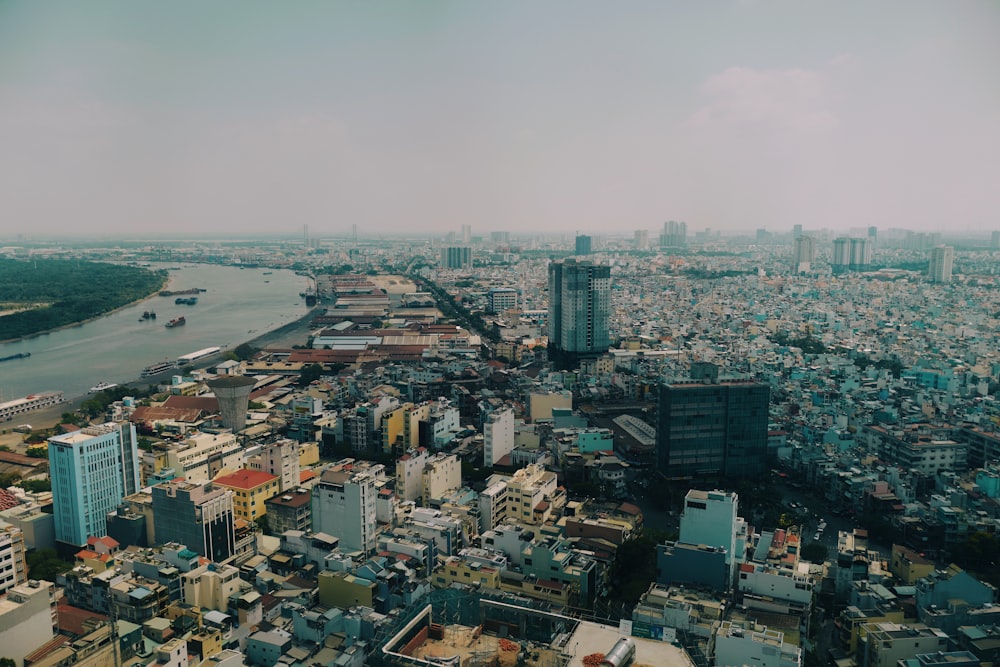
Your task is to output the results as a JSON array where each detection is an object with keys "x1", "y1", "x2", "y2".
[
  {"x1": 657, "y1": 380, "x2": 769, "y2": 479},
  {"x1": 152, "y1": 480, "x2": 236, "y2": 563},
  {"x1": 49, "y1": 422, "x2": 140, "y2": 546},
  {"x1": 548, "y1": 258, "x2": 611, "y2": 367}
]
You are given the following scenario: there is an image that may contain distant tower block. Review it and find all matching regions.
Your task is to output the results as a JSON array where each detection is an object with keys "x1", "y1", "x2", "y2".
[{"x1": 207, "y1": 376, "x2": 257, "y2": 433}]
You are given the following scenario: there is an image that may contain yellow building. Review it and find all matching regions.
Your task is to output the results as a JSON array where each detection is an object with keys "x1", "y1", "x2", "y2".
[
  {"x1": 212, "y1": 469, "x2": 280, "y2": 522},
  {"x1": 298, "y1": 441, "x2": 320, "y2": 468},
  {"x1": 318, "y1": 571, "x2": 375, "y2": 609},
  {"x1": 890, "y1": 544, "x2": 934, "y2": 585},
  {"x1": 433, "y1": 557, "x2": 501, "y2": 589}
]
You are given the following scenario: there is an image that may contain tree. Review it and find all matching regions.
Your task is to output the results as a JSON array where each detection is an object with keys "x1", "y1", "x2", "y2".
[
  {"x1": 24, "y1": 446, "x2": 48, "y2": 459},
  {"x1": 1, "y1": 657, "x2": 17, "y2": 667},
  {"x1": 297, "y1": 363, "x2": 324, "y2": 386},
  {"x1": 232, "y1": 342, "x2": 259, "y2": 361},
  {"x1": 26, "y1": 549, "x2": 72, "y2": 581},
  {"x1": 800, "y1": 542, "x2": 829, "y2": 563},
  {"x1": 18, "y1": 479, "x2": 51, "y2": 493}
]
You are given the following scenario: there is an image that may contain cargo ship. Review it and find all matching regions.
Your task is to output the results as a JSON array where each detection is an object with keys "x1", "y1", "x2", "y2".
[
  {"x1": 0, "y1": 352, "x2": 31, "y2": 362},
  {"x1": 141, "y1": 360, "x2": 177, "y2": 377},
  {"x1": 174, "y1": 297, "x2": 198, "y2": 305},
  {"x1": 159, "y1": 288, "x2": 205, "y2": 297},
  {"x1": 165, "y1": 316, "x2": 186, "y2": 328}
]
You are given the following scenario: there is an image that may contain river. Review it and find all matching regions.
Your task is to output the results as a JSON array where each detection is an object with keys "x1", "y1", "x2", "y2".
[{"x1": 0, "y1": 263, "x2": 310, "y2": 401}]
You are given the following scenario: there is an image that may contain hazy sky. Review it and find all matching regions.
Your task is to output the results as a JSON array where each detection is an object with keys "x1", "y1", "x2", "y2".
[{"x1": 2, "y1": 1, "x2": 999, "y2": 239}]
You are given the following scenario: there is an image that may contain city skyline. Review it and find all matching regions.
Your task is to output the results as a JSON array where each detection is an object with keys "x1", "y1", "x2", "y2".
[{"x1": 1, "y1": 2, "x2": 999, "y2": 238}]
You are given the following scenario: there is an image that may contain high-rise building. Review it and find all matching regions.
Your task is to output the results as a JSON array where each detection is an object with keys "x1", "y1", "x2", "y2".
[
  {"x1": 483, "y1": 407, "x2": 516, "y2": 466},
  {"x1": 928, "y1": 245, "x2": 954, "y2": 283},
  {"x1": 490, "y1": 231, "x2": 510, "y2": 245},
  {"x1": 793, "y1": 236, "x2": 815, "y2": 273},
  {"x1": 255, "y1": 439, "x2": 300, "y2": 493},
  {"x1": 487, "y1": 288, "x2": 519, "y2": 314},
  {"x1": 792, "y1": 224, "x2": 803, "y2": 239},
  {"x1": 634, "y1": 229, "x2": 649, "y2": 249},
  {"x1": 151, "y1": 479, "x2": 236, "y2": 563},
  {"x1": 49, "y1": 422, "x2": 140, "y2": 547},
  {"x1": 656, "y1": 378, "x2": 769, "y2": 479},
  {"x1": 312, "y1": 463, "x2": 382, "y2": 553},
  {"x1": 831, "y1": 237, "x2": 871, "y2": 273},
  {"x1": 678, "y1": 489, "x2": 747, "y2": 584},
  {"x1": 575, "y1": 234, "x2": 592, "y2": 255},
  {"x1": 441, "y1": 246, "x2": 472, "y2": 269},
  {"x1": 461, "y1": 224, "x2": 472, "y2": 244},
  {"x1": 0, "y1": 519, "x2": 27, "y2": 594},
  {"x1": 660, "y1": 220, "x2": 687, "y2": 247},
  {"x1": 867, "y1": 225, "x2": 878, "y2": 241},
  {"x1": 992, "y1": 231, "x2": 1000, "y2": 249},
  {"x1": 548, "y1": 258, "x2": 611, "y2": 368}
]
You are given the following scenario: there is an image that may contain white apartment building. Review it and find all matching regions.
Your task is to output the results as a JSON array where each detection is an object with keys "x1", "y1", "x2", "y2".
[
  {"x1": 421, "y1": 453, "x2": 461, "y2": 505},
  {"x1": 736, "y1": 563, "x2": 814, "y2": 614},
  {"x1": 253, "y1": 439, "x2": 300, "y2": 492},
  {"x1": 0, "y1": 580, "x2": 56, "y2": 667},
  {"x1": 484, "y1": 407, "x2": 515, "y2": 466},
  {"x1": 182, "y1": 561, "x2": 245, "y2": 612},
  {"x1": 680, "y1": 489, "x2": 744, "y2": 584},
  {"x1": 0, "y1": 519, "x2": 27, "y2": 594},
  {"x1": 312, "y1": 462, "x2": 383, "y2": 553},
  {"x1": 163, "y1": 431, "x2": 243, "y2": 482},
  {"x1": 479, "y1": 475, "x2": 510, "y2": 533},
  {"x1": 714, "y1": 621, "x2": 801, "y2": 667}
]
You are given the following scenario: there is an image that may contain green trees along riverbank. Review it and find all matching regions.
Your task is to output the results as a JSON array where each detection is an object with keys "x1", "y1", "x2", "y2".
[{"x1": 0, "y1": 258, "x2": 166, "y2": 341}]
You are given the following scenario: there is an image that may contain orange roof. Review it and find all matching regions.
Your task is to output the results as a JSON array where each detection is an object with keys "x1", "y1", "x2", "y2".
[
  {"x1": 214, "y1": 469, "x2": 278, "y2": 490},
  {"x1": 300, "y1": 470, "x2": 317, "y2": 482}
]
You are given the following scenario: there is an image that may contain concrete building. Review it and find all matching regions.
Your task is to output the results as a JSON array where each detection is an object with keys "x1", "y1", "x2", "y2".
[
  {"x1": 253, "y1": 439, "x2": 300, "y2": 493},
  {"x1": 929, "y1": 245, "x2": 954, "y2": 284},
  {"x1": 859, "y1": 622, "x2": 949, "y2": 667},
  {"x1": 548, "y1": 258, "x2": 611, "y2": 367},
  {"x1": 441, "y1": 246, "x2": 472, "y2": 269},
  {"x1": 713, "y1": 620, "x2": 801, "y2": 667},
  {"x1": 479, "y1": 475, "x2": 509, "y2": 533},
  {"x1": 265, "y1": 488, "x2": 313, "y2": 535},
  {"x1": 421, "y1": 453, "x2": 461, "y2": 505},
  {"x1": 505, "y1": 463, "x2": 563, "y2": 525},
  {"x1": 312, "y1": 464, "x2": 380, "y2": 553},
  {"x1": 679, "y1": 489, "x2": 745, "y2": 585},
  {"x1": 151, "y1": 479, "x2": 236, "y2": 563},
  {"x1": 486, "y1": 287, "x2": 519, "y2": 314},
  {"x1": 0, "y1": 580, "x2": 56, "y2": 667},
  {"x1": 483, "y1": 407, "x2": 515, "y2": 466},
  {"x1": 158, "y1": 431, "x2": 243, "y2": 483},
  {"x1": 0, "y1": 519, "x2": 27, "y2": 594},
  {"x1": 660, "y1": 220, "x2": 687, "y2": 247},
  {"x1": 49, "y1": 422, "x2": 141, "y2": 547},
  {"x1": 575, "y1": 234, "x2": 592, "y2": 255},
  {"x1": 657, "y1": 379, "x2": 769, "y2": 479}
]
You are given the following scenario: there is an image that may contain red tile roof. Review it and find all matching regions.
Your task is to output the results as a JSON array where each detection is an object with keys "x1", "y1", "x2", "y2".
[{"x1": 213, "y1": 469, "x2": 278, "y2": 490}]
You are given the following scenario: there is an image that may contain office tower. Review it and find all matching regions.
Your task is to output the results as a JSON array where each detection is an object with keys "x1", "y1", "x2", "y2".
[
  {"x1": 928, "y1": 245, "x2": 954, "y2": 283},
  {"x1": 461, "y1": 224, "x2": 472, "y2": 244},
  {"x1": 992, "y1": 231, "x2": 1000, "y2": 249},
  {"x1": 49, "y1": 422, "x2": 140, "y2": 547},
  {"x1": 634, "y1": 229, "x2": 649, "y2": 249},
  {"x1": 0, "y1": 519, "x2": 27, "y2": 594},
  {"x1": 657, "y1": 377, "x2": 769, "y2": 479},
  {"x1": 867, "y1": 225, "x2": 877, "y2": 241},
  {"x1": 483, "y1": 407, "x2": 516, "y2": 466},
  {"x1": 660, "y1": 220, "x2": 687, "y2": 247},
  {"x1": 793, "y1": 236, "x2": 815, "y2": 273},
  {"x1": 207, "y1": 376, "x2": 256, "y2": 434},
  {"x1": 849, "y1": 237, "x2": 872, "y2": 270},
  {"x1": 575, "y1": 234, "x2": 592, "y2": 255},
  {"x1": 792, "y1": 224, "x2": 803, "y2": 239},
  {"x1": 312, "y1": 465, "x2": 379, "y2": 553},
  {"x1": 441, "y1": 246, "x2": 472, "y2": 269},
  {"x1": 548, "y1": 258, "x2": 611, "y2": 368},
  {"x1": 487, "y1": 287, "x2": 519, "y2": 314},
  {"x1": 831, "y1": 237, "x2": 851, "y2": 272},
  {"x1": 152, "y1": 479, "x2": 236, "y2": 563}
]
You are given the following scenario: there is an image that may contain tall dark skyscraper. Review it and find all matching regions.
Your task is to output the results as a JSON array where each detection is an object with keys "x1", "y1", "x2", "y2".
[
  {"x1": 575, "y1": 234, "x2": 592, "y2": 255},
  {"x1": 548, "y1": 258, "x2": 611, "y2": 369},
  {"x1": 657, "y1": 375, "x2": 769, "y2": 479}
]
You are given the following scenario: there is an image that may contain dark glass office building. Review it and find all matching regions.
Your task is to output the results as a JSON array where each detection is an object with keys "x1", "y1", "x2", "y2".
[{"x1": 657, "y1": 380, "x2": 769, "y2": 479}]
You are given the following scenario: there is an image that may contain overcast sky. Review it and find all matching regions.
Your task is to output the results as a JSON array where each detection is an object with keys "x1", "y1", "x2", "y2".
[{"x1": 1, "y1": 1, "x2": 998, "y2": 239}]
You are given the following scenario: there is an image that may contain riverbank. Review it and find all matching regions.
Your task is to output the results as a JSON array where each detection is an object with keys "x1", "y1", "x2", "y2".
[
  {"x1": 0, "y1": 271, "x2": 170, "y2": 345},
  {"x1": 0, "y1": 303, "x2": 322, "y2": 443}
]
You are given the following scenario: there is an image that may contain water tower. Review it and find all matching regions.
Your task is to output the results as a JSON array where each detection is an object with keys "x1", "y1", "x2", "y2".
[{"x1": 207, "y1": 376, "x2": 257, "y2": 433}]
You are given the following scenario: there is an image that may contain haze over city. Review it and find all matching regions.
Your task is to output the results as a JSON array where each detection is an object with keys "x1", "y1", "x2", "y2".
[{"x1": 1, "y1": 1, "x2": 999, "y2": 239}]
